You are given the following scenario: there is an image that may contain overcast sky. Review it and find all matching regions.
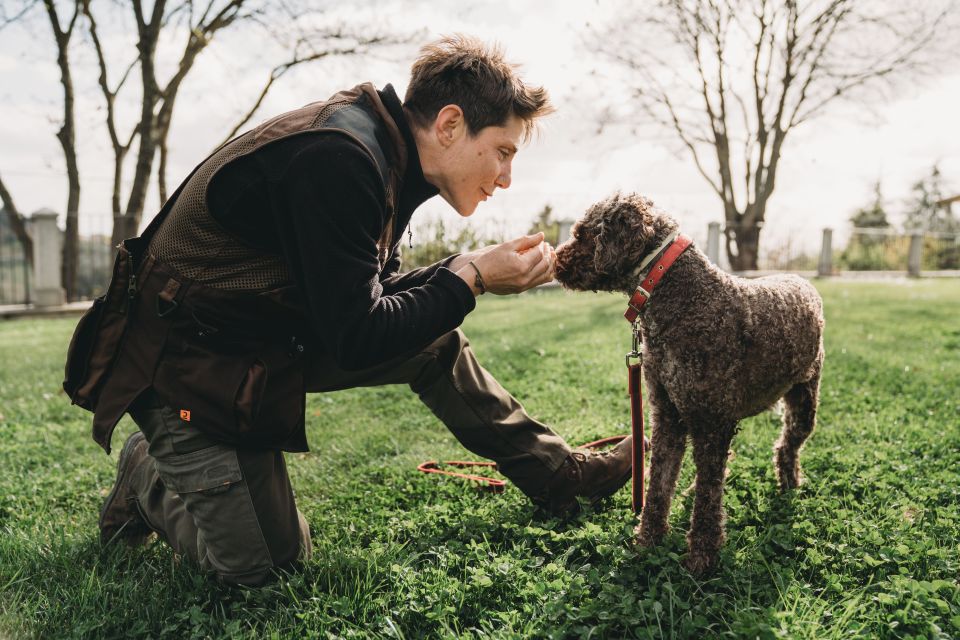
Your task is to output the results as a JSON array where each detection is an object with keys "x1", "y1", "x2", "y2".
[{"x1": 1, "y1": 0, "x2": 958, "y2": 258}]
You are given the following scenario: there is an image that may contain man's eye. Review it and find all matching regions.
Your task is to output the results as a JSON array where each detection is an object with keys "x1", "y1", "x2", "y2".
[{"x1": 498, "y1": 149, "x2": 508, "y2": 160}]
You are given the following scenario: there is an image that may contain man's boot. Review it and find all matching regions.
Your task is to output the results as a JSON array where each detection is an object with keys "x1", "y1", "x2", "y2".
[
  {"x1": 533, "y1": 435, "x2": 642, "y2": 517},
  {"x1": 99, "y1": 431, "x2": 153, "y2": 546}
]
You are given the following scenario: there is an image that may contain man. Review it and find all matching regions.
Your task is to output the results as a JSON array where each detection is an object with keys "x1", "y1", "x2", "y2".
[{"x1": 82, "y1": 35, "x2": 632, "y2": 586}]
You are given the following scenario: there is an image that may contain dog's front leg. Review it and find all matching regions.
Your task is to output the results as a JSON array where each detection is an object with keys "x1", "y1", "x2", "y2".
[
  {"x1": 635, "y1": 382, "x2": 686, "y2": 548},
  {"x1": 683, "y1": 423, "x2": 736, "y2": 574}
]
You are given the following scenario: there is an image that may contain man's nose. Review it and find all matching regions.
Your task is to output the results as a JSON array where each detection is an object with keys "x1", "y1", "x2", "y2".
[{"x1": 495, "y1": 161, "x2": 512, "y2": 189}]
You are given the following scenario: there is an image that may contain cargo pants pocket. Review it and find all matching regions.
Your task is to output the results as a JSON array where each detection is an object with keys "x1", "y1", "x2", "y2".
[{"x1": 152, "y1": 444, "x2": 276, "y2": 585}]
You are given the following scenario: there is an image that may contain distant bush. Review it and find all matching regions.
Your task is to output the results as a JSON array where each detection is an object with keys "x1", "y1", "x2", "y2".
[
  {"x1": 922, "y1": 235, "x2": 960, "y2": 270},
  {"x1": 839, "y1": 233, "x2": 908, "y2": 271},
  {"x1": 402, "y1": 218, "x2": 503, "y2": 271}
]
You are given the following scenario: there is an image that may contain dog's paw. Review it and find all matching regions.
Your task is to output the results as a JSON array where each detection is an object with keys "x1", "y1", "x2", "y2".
[
  {"x1": 776, "y1": 469, "x2": 804, "y2": 491},
  {"x1": 682, "y1": 551, "x2": 718, "y2": 576},
  {"x1": 634, "y1": 522, "x2": 667, "y2": 548}
]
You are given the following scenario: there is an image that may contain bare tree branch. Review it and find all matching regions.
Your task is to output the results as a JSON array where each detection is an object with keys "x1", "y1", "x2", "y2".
[
  {"x1": 218, "y1": 33, "x2": 393, "y2": 145},
  {"x1": 0, "y1": 0, "x2": 39, "y2": 34},
  {"x1": 76, "y1": 1, "x2": 413, "y2": 242},
  {"x1": 589, "y1": 0, "x2": 956, "y2": 270},
  {"x1": 83, "y1": 0, "x2": 140, "y2": 216}
]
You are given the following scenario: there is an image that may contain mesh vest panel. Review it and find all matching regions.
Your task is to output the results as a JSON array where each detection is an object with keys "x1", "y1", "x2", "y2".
[{"x1": 149, "y1": 93, "x2": 381, "y2": 291}]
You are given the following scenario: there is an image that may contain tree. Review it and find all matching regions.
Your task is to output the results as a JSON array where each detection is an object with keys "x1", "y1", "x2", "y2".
[
  {"x1": 81, "y1": 0, "x2": 407, "y2": 247},
  {"x1": 3, "y1": 0, "x2": 82, "y2": 299},
  {"x1": 43, "y1": 0, "x2": 82, "y2": 301},
  {"x1": 84, "y1": 0, "x2": 255, "y2": 245},
  {"x1": 404, "y1": 218, "x2": 502, "y2": 271},
  {"x1": 841, "y1": 181, "x2": 896, "y2": 270},
  {"x1": 850, "y1": 181, "x2": 890, "y2": 229},
  {"x1": 905, "y1": 164, "x2": 958, "y2": 234},
  {"x1": 527, "y1": 204, "x2": 560, "y2": 246},
  {"x1": 590, "y1": 0, "x2": 955, "y2": 270}
]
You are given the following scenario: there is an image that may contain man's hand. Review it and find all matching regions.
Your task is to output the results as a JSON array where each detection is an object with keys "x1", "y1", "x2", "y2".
[{"x1": 454, "y1": 232, "x2": 555, "y2": 296}]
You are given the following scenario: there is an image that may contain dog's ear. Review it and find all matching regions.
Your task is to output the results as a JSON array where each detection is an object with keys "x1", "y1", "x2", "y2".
[
  {"x1": 593, "y1": 218, "x2": 629, "y2": 275},
  {"x1": 593, "y1": 215, "x2": 650, "y2": 276}
]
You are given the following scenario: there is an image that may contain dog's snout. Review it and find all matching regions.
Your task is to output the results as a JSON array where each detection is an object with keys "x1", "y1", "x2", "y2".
[{"x1": 553, "y1": 244, "x2": 572, "y2": 280}]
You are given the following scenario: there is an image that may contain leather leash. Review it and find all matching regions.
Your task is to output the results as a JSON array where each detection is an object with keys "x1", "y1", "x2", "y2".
[
  {"x1": 622, "y1": 231, "x2": 692, "y2": 513},
  {"x1": 626, "y1": 323, "x2": 645, "y2": 514},
  {"x1": 417, "y1": 435, "x2": 629, "y2": 494}
]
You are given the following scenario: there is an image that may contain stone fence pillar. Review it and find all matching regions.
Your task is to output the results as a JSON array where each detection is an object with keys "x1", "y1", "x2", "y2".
[
  {"x1": 27, "y1": 208, "x2": 64, "y2": 307},
  {"x1": 907, "y1": 232, "x2": 923, "y2": 277},
  {"x1": 706, "y1": 222, "x2": 721, "y2": 265},
  {"x1": 818, "y1": 228, "x2": 833, "y2": 277}
]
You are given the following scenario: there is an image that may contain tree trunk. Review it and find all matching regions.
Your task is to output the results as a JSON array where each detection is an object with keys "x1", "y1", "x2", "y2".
[
  {"x1": 158, "y1": 140, "x2": 168, "y2": 206},
  {"x1": 60, "y1": 134, "x2": 80, "y2": 301},
  {"x1": 44, "y1": 0, "x2": 81, "y2": 301},
  {"x1": 111, "y1": 0, "x2": 164, "y2": 248},
  {"x1": 727, "y1": 223, "x2": 761, "y2": 271}
]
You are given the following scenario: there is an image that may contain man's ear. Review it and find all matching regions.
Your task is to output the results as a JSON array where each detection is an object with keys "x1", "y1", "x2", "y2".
[{"x1": 434, "y1": 105, "x2": 465, "y2": 147}]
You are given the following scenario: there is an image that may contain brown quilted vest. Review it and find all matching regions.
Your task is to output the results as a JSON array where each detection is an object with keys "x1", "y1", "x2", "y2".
[{"x1": 74, "y1": 84, "x2": 407, "y2": 453}]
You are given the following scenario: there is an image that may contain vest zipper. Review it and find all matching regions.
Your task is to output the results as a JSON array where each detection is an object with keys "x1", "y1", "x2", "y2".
[{"x1": 119, "y1": 247, "x2": 137, "y2": 315}]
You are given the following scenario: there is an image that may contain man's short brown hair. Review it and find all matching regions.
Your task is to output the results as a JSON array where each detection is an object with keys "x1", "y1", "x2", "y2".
[{"x1": 404, "y1": 34, "x2": 554, "y2": 141}]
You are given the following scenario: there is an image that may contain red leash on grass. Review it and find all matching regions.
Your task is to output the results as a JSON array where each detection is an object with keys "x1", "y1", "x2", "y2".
[
  {"x1": 417, "y1": 340, "x2": 646, "y2": 515},
  {"x1": 417, "y1": 435, "x2": 630, "y2": 494},
  {"x1": 628, "y1": 359, "x2": 645, "y2": 514}
]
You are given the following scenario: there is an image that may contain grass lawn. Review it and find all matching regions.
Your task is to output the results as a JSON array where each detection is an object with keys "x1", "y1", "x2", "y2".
[{"x1": 1, "y1": 279, "x2": 958, "y2": 639}]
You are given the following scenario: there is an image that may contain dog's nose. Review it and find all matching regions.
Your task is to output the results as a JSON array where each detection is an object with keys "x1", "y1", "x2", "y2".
[{"x1": 553, "y1": 251, "x2": 569, "y2": 281}]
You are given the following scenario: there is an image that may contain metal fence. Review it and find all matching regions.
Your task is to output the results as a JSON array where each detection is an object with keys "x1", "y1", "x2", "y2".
[
  {"x1": 0, "y1": 223, "x2": 30, "y2": 305},
  {"x1": 703, "y1": 224, "x2": 958, "y2": 276},
  {"x1": 916, "y1": 231, "x2": 959, "y2": 271},
  {"x1": 71, "y1": 211, "x2": 117, "y2": 301},
  {"x1": 836, "y1": 228, "x2": 912, "y2": 271},
  {"x1": 76, "y1": 232, "x2": 115, "y2": 301},
  {"x1": 836, "y1": 228, "x2": 957, "y2": 271},
  {"x1": 838, "y1": 228, "x2": 958, "y2": 272},
  {"x1": 756, "y1": 236, "x2": 820, "y2": 273},
  {"x1": 4, "y1": 214, "x2": 960, "y2": 309}
]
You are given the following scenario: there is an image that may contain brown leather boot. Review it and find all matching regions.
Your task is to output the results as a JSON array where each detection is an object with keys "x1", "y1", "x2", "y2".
[
  {"x1": 99, "y1": 431, "x2": 153, "y2": 546},
  {"x1": 533, "y1": 435, "x2": 636, "y2": 516}
]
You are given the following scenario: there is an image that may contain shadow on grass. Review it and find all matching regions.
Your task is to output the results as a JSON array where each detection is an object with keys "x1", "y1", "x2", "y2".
[{"x1": 514, "y1": 485, "x2": 807, "y2": 638}]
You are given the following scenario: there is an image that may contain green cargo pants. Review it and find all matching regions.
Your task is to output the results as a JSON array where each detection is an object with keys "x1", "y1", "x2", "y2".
[{"x1": 126, "y1": 328, "x2": 572, "y2": 585}]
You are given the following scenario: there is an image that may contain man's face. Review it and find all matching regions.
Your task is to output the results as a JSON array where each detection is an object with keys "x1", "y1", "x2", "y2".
[{"x1": 431, "y1": 114, "x2": 524, "y2": 217}]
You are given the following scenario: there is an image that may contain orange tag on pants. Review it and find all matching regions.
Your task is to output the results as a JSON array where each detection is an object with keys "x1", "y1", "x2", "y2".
[{"x1": 179, "y1": 409, "x2": 191, "y2": 422}]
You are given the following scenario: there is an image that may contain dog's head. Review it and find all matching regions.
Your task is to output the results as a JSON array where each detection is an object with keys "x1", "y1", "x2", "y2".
[{"x1": 555, "y1": 192, "x2": 679, "y2": 292}]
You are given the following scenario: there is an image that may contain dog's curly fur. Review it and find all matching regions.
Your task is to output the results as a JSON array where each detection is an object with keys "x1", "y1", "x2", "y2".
[{"x1": 555, "y1": 193, "x2": 825, "y2": 574}]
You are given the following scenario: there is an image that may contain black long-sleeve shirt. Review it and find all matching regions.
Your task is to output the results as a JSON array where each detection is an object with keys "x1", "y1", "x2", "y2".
[{"x1": 206, "y1": 85, "x2": 476, "y2": 370}]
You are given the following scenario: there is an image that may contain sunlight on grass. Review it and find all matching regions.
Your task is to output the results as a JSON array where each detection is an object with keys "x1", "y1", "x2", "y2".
[{"x1": 0, "y1": 280, "x2": 958, "y2": 638}]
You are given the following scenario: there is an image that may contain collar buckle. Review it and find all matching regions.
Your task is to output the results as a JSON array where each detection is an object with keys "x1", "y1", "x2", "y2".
[{"x1": 624, "y1": 287, "x2": 650, "y2": 323}]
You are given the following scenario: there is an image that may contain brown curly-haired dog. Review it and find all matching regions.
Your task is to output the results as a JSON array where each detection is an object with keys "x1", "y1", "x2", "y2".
[{"x1": 555, "y1": 193, "x2": 824, "y2": 574}]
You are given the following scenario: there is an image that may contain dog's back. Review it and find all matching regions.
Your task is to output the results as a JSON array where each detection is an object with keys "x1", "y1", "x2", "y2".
[{"x1": 645, "y1": 251, "x2": 824, "y2": 421}]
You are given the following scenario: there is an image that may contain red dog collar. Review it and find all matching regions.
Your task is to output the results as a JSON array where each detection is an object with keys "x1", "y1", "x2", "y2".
[{"x1": 624, "y1": 234, "x2": 692, "y2": 323}]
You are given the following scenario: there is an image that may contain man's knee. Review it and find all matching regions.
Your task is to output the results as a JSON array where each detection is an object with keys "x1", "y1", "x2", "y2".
[
  {"x1": 426, "y1": 327, "x2": 468, "y2": 359},
  {"x1": 410, "y1": 328, "x2": 469, "y2": 392},
  {"x1": 207, "y1": 510, "x2": 311, "y2": 587}
]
